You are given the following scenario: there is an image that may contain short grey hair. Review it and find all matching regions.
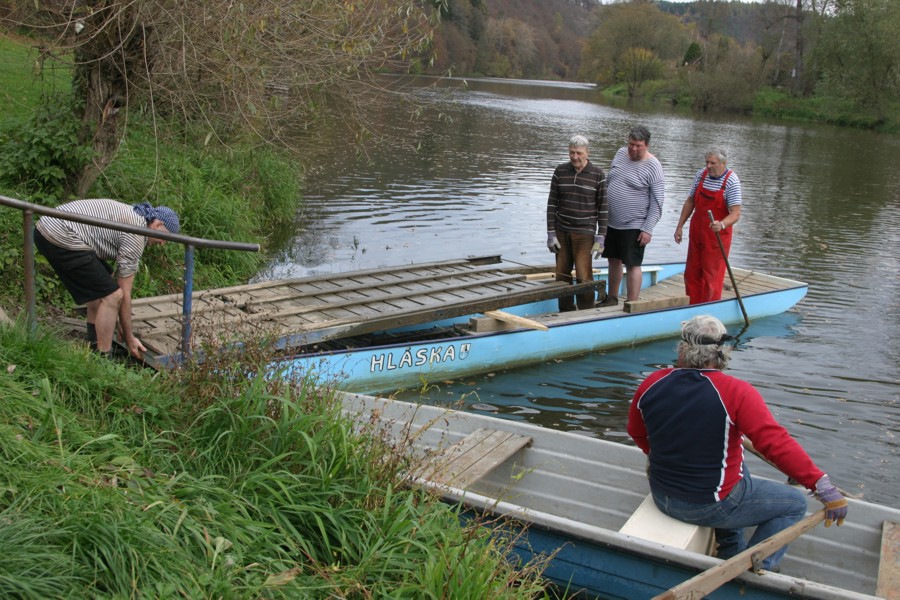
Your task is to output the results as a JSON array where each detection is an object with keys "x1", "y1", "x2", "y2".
[
  {"x1": 705, "y1": 147, "x2": 727, "y2": 163},
  {"x1": 677, "y1": 315, "x2": 732, "y2": 370},
  {"x1": 569, "y1": 134, "x2": 589, "y2": 149},
  {"x1": 628, "y1": 126, "x2": 651, "y2": 144}
]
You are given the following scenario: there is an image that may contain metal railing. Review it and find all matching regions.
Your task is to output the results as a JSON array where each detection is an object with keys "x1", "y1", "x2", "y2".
[{"x1": 1, "y1": 194, "x2": 260, "y2": 360}]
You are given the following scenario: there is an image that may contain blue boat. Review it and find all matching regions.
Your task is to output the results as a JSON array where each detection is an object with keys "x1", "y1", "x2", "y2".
[
  {"x1": 341, "y1": 393, "x2": 899, "y2": 600},
  {"x1": 133, "y1": 257, "x2": 806, "y2": 391},
  {"x1": 274, "y1": 261, "x2": 807, "y2": 393}
]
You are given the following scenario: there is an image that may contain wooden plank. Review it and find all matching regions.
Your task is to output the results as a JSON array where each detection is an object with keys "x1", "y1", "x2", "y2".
[
  {"x1": 271, "y1": 279, "x2": 606, "y2": 348},
  {"x1": 653, "y1": 511, "x2": 825, "y2": 600},
  {"x1": 877, "y1": 521, "x2": 900, "y2": 600},
  {"x1": 164, "y1": 279, "x2": 603, "y2": 355},
  {"x1": 624, "y1": 295, "x2": 690, "y2": 313},
  {"x1": 129, "y1": 256, "x2": 504, "y2": 306},
  {"x1": 133, "y1": 266, "x2": 521, "y2": 321},
  {"x1": 416, "y1": 428, "x2": 532, "y2": 488},
  {"x1": 162, "y1": 273, "x2": 528, "y2": 325},
  {"x1": 482, "y1": 310, "x2": 549, "y2": 331}
]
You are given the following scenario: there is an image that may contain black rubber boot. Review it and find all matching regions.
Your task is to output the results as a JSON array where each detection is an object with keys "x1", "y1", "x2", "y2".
[{"x1": 86, "y1": 322, "x2": 98, "y2": 351}]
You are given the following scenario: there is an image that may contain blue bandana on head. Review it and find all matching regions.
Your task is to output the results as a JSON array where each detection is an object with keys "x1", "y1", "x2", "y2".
[{"x1": 133, "y1": 202, "x2": 180, "y2": 235}]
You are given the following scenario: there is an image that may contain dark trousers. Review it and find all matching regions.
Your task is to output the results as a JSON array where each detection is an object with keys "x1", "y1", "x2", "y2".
[{"x1": 554, "y1": 231, "x2": 597, "y2": 311}]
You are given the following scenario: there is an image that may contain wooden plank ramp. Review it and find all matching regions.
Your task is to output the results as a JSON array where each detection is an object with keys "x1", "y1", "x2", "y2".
[
  {"x1": 130, "y1": 257, "x2": 603, "y2": 361},
  {"x1": 412, "y1": 428, "x2": 532, "y2": 489}
]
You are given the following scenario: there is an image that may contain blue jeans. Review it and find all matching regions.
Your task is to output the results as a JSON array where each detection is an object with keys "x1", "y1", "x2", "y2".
[{"x1": 651, "y1": 475, "x2": 808, "y2": 569}]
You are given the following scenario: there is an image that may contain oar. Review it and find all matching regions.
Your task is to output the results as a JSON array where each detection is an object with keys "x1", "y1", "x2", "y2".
[
  {"x1": 708, "y1": 210, "x2": 749, "y2": 328},
  {"x1": 652, "y1": 510, "x2": 826, "y2": 600}
]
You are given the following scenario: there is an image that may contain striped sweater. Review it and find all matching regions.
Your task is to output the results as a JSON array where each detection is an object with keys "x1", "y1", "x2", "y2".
[
  {"x1": 36, "y1": 199, "x2": 149, "y2": 277},
  {"x1": 688, "y1": 168, "x2": 743, "y2": 207},
  {"x1": 546, "y1": 160, "x2": 608, "y2": 236},
  {"x1": 606, "y1": 147, "x2": 665, "y2": 232}
]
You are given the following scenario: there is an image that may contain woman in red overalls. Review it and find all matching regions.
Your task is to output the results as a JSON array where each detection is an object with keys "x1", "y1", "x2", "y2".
[{"x1": 674, "y1": 148, "x2": 743, "y2": 304}]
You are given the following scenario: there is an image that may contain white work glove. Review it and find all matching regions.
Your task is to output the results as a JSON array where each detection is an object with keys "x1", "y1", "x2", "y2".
[
  {"x1": 592, "y1": 235, "x2": 604, "y2": 259},
  {"x1": 547, "y1": 233, "x2": 561, "y2": 253}
]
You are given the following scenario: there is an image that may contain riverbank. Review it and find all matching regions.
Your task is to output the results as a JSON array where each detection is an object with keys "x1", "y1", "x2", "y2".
[
  {"x1": 599, "y1": 82, "x2": 899, "y2": 134},
  {"x1": 0, "y1": 322, "x2": 551, "y2": 598},
  {"x1": 0, "y1": 32, "x2": 558, "y2": 598},
  {"x1": 0, "y1": 32, "x2": 301, "y2": 312}
]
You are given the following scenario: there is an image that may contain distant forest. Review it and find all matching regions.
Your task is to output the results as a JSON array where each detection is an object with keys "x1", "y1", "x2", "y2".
[
  {"x1": 427, "y1": 0, "x2": 785, "y2": 80},
  {"x1": 423, "y1": 0, "x2": 899, "y2": 128}
]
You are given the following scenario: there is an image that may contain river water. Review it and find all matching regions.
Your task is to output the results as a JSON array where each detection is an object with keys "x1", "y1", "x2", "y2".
[{"x1": 260, "y1": 77, "x2": 900, "y2": 506}]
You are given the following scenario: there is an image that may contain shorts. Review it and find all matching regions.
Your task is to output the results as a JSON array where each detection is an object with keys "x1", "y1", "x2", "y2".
[
  {"x1": 601, "y1": 227, "x2": 646, "y2": 267},
  {"x1": 33, "y1": 229, "x2": 119, "y2": 305}
]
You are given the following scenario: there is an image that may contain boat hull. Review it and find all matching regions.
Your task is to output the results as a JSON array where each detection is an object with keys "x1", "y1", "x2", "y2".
[
  {"x1": 278, "y1": 265, "x2": 807, "y2": 393},
  {"x1": 340, "y1": 393, "x2": 892, "y2": 600}
]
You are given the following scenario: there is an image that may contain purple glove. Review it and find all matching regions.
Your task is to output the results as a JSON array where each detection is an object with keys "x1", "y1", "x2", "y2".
[
  {"x1": 547, "y1": 233, "x2": 560, "y2": 253},
  {"x1": 814, "y1": 475, "x2": 848, "y2": 527},
  {"x1": 592, "y1": 235, "x2": 604, "y2": 259}
]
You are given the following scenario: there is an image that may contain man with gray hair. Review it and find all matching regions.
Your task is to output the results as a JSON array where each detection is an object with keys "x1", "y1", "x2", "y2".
[
  {"x1": 545, "y1": 134, "x2": 608, "y2": 311},
  {"x1": 674, "y1": 147, "x2": 743, "y2": 304},
  {"x1": 627, "y1": 315, "x2": 848, "y2": 571}
]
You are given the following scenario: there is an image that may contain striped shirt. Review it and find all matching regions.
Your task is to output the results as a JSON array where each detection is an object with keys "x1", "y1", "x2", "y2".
[
  {"x1": 35, "y1": 199, "x2": 149, "y2": 277},
  {"x1": 546, "y1": 160, "x2": 608, "y2": 236},
  {"x1": 688, "y1": 168, "x2": 743, "y2": 207},
  {"x1": 606, "y1": 147, "x2": 665, "y2": 232}
]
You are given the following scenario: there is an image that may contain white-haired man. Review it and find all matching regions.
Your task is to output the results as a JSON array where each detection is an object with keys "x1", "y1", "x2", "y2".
[
  {"x1": 545, "y1": 134, "x2": 608, "y2": 311},
  {"x1": 627, "y1": 315, "x2": 848, "y2": 571}
]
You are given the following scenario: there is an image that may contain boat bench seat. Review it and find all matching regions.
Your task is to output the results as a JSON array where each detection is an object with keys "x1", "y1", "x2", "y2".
[
  {"x1": 412, "y1": 428, "x2": 532, "y2": 489},
  {"x1": 620, "y1": 494, "x2": 715, "y2": 555}
]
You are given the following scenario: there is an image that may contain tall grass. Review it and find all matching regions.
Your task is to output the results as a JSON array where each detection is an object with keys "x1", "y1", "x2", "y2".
[{"x1": 0, "y1": 322, "x2": 551, "y2": 599}]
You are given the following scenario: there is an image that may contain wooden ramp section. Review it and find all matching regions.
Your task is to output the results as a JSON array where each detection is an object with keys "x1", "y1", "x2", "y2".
[
  {"x1": 413, "y1": 428, "x2": 532, "y2": 489},
  {"x1": 130, "y1": 257, "x2": 603, "y2": 363}
]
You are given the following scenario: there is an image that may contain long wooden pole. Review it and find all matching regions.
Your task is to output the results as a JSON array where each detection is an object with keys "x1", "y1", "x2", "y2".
[
  {"x1": 708, "y1": 210, "x2": 749, "y2": 328},
  {"x1": 652, "y1": 510, "x2": 825, "y2": 600}
]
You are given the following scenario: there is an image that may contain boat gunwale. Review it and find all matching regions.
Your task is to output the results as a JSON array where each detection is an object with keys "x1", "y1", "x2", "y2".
[{"x1": 341, "y1": 393, "x2": 891, "y2": 600}]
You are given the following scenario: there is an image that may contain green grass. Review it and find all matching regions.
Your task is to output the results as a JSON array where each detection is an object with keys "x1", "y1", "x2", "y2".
[
  {"x1": 0, "y1": 322, "x2": 551, "y2": 599},
  {"x1": 0, "y1": 34, "x2": 71, "y2": 122}
]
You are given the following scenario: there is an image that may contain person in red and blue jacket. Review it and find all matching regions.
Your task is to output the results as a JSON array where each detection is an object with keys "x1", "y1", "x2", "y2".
[{"x1": 627, "y1": 314, "x2": 848, "y2": 571}]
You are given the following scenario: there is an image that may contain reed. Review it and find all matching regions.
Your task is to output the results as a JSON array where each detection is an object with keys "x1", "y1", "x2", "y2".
[{"x1": 0, "y1": 322, "x2": 551, "y2": 599}]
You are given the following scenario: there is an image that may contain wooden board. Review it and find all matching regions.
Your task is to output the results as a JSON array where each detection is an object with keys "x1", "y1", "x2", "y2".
[
  {"x1": 624, "y1": 295, "x2": 691, "y2": 313},
  {"x1": 414, "y1": 428, "x2": 532, "y2": 489},
  {"x1": 877, "y1": 520, "x2": 900, "y2": 600},
  {"x1": 132, "y1": 257, "x2": 604, "y2": 360}
]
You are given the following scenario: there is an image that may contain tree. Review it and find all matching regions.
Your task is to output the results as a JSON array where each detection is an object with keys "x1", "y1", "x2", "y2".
[
  {"x1": 816, "y1": 0, "x2": 900, "y2": 118},
  {"x1": 578, "y1": 0, "x2": 689, "y2": 89},
  {"x1": 619, "y1": 47, "x2": 662, "y2": 98},
  {"x1": 687, "y1": 35, "x2": 768, "y2": 113},
  {"x1": 0, "y1": 0, "x2": 435, "y2": 196}
]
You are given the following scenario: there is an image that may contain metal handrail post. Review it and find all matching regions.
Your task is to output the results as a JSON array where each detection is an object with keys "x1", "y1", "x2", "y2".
[
  {"x1": 23, "y1": 210, "x2": 36, "y2": 334},
  {"x1": 181, "y1": 244, "x2": 195, "y2": 360}
]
